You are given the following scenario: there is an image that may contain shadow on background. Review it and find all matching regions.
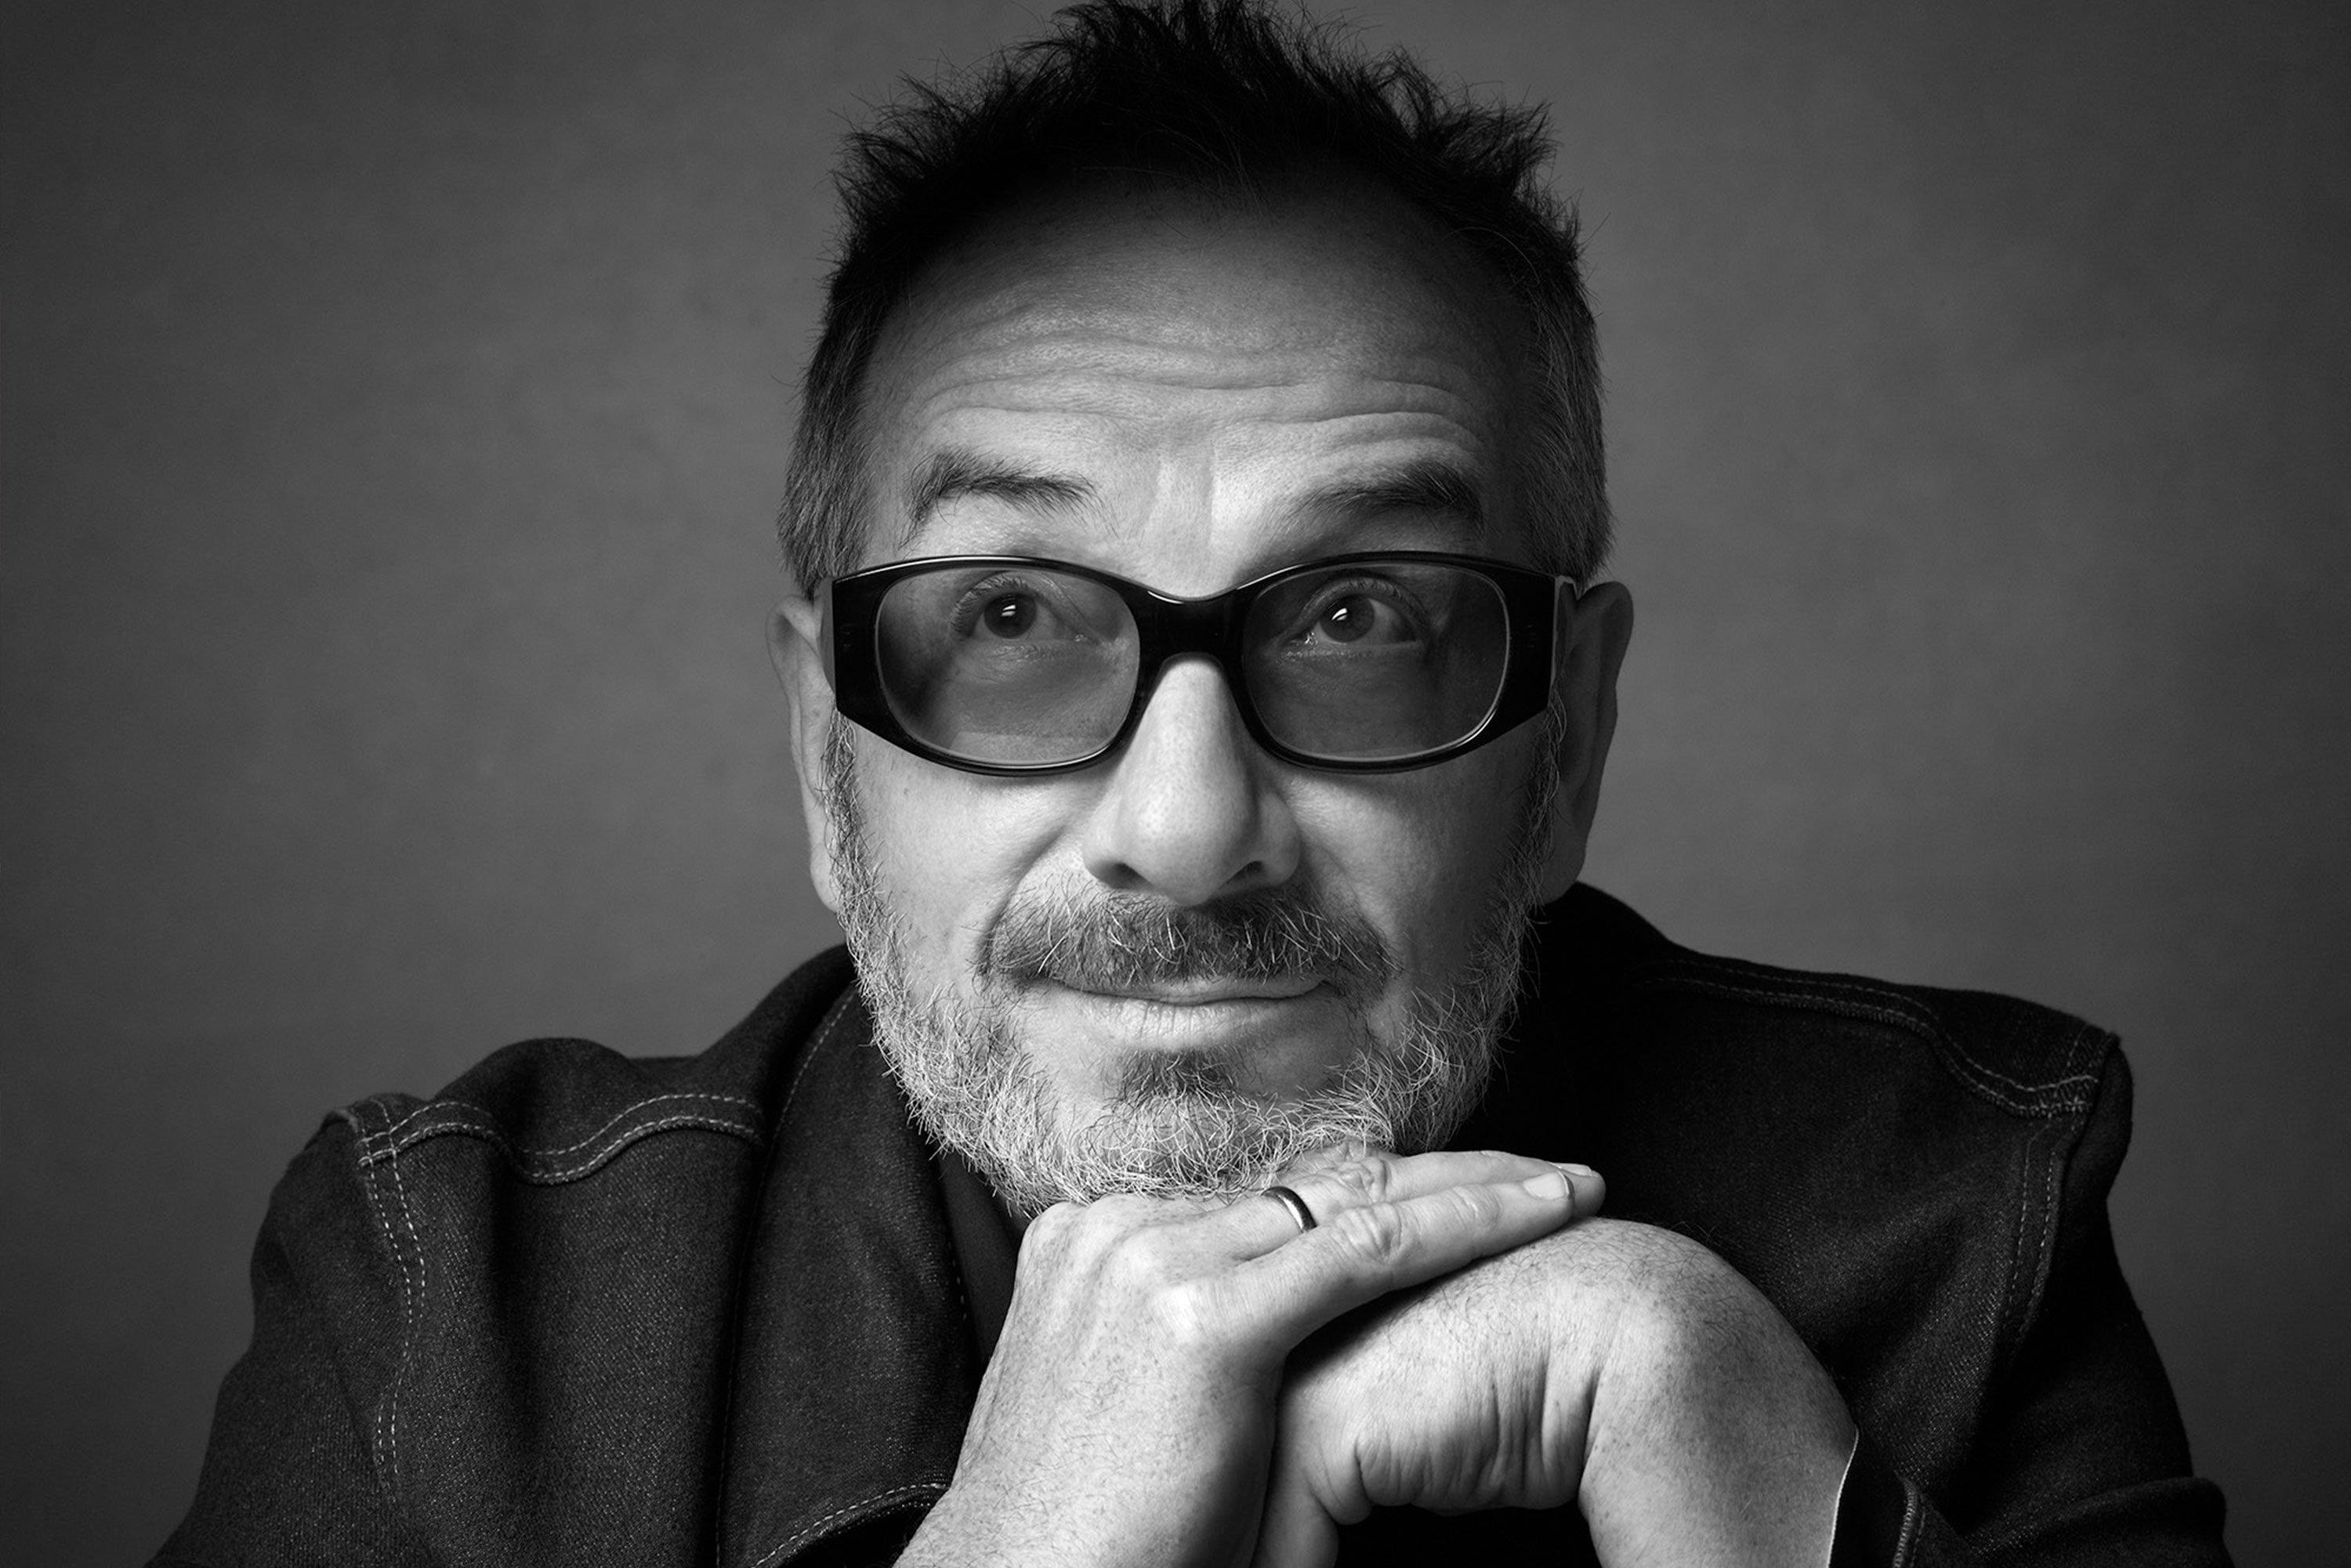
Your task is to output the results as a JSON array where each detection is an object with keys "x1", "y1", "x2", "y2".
[{"x1": 3, "y1": 2, "x2": 2345, "y2": 1562}]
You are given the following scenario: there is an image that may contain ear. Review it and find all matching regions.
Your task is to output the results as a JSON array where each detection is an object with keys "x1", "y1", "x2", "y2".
[
  {"x1": 1535, "y1": 580, "x2": 1634, "y2": 903},
  {"x1": 768, "y1": 592, "x2": 846, "y2": 916}
]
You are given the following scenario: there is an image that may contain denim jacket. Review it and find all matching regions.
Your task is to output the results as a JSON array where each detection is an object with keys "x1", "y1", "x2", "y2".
[{"x1": 157, "y1": 886, "x2": 2229, "y2": 1566}]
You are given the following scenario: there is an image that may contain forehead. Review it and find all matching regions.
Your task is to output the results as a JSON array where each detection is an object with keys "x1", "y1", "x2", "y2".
[{"x1": 852, "y1": 177, "x2": 1532, "y2": 586}]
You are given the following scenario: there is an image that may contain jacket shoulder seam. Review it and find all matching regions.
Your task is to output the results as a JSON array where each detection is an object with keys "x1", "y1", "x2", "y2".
[
  {"x1": 348, "y1": 1091, "x2": 769, "y2": 1186},
  {"x1": 376, "y1": 1087, "x2": 763, "y2": 1150},
  {"x1": 1998, "y1": 1022, "x2": 2111, "y2": 1371},
  {"x1": 332, "y1": 1097, "x2": 424, "y2": 1533},
  {"x1": 1622, "y1": 958, "x2": 2107, "y2": 1117}
]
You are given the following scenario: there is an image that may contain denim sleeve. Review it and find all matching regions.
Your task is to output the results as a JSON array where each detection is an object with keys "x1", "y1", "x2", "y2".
[
  {"x1": 1833, "y1": 1050, "x2": 2231, "y2": 1567},
  {"x1": 152, "y1": 1115, "x2": 408, "y2": 1566}
]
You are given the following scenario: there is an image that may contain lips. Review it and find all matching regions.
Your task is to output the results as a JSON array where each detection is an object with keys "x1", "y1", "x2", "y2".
[
  {"x1": 1035, "y1": 976, "x2": 1344, "y2": 1063},
  {"x1": 1052, "y1": 972, "x2": 1325, "y2": 1006}
]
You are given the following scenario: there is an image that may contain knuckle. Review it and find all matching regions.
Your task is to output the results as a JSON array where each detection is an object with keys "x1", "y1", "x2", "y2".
[
  {"x1": 1326, "y1": 1201, "x2": 1410, "y2": 1268},
  {"x1": 1100, "y1": 1229, "x2": 1176, "y2": 1292},
  {"x1": 1445, "y1": 1182, "x2": 1504, "y2": 1229},
  {"x1": 1030, "y1": 1198, "x2": 1085, "y2": 1233},
  {"x1": 1151, "y1": 1275, "x2": 1227, "y2": 1349},
  {"x1": 1017, "y1": 1200, "x2": 1085, "y2": 1258},
  {"x1": 1324, "y1": 1153, "x2": 1400, "y2": 1208},
  {"x1": 1085, "y1": 1191, "x2": 1160, "y2": 1226},
  {"x1": 1019, "y1": 1194, "x2": 1165, "y2": 1273},
  {"x1": 1279, "y1": 1137, "x2": 1378, "y2": 1179}
]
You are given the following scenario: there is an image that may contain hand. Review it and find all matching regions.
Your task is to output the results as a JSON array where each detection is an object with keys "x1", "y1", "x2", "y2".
[
  {"x1": 1256, "y1": 1219, "x2": 1857, "y2": 1568},
  {"x1": 897, "y1": 1147, "x2": 1603, "y2": 1568}
]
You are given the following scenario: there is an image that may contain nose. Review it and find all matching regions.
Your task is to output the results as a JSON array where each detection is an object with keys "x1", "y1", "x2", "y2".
[{"x1": 1081, "y1": 657, "x2": 1301, "y2": 907}]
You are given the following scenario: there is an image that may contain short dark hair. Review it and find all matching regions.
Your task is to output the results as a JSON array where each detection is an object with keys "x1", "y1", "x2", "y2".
[{"x1": 780, "y1": 0, "x2": 1608, "y2": 586}]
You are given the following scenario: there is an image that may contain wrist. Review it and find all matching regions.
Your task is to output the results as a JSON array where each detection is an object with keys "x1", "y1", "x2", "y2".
[{"x1": 1578, "y1": 1229, "x2": 1854, "y2": 1567}]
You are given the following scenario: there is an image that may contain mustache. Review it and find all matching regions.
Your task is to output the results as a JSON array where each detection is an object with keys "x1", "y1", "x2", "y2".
[{"x1": 984, "y1": 885, "x2": 1393, "y2": 994}]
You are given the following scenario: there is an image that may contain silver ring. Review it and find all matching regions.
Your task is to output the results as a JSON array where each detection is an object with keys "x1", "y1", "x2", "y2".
[{"x1": 1262, "y1": 1183, "x2": 1317, "y2": 1235}]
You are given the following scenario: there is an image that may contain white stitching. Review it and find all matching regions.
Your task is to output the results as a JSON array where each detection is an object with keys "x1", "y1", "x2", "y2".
[
  {"x1": 1628, "y1": 966, "x2": 2103, "y2": 1113},
  {"x1": 377, "y1": 1098, "x2": 455, "y2": 1141},
  {"x1": 342, "y1": 1106, "x2": 402, "y2": 1497},
  {"x1": 357, "y1": 1092, "x2": 769, "y2": 1182},
  {"x1": 1649, "y1": 965, "x2": 2106, "y2": 1096},
  {"x1": 1892, "y1": 1479, "x2": 1924, "y2": 1565},
  {"x1": 2009, "y1": 1026, "x2": 2092, "y2": 1349},
  {"x1": 378, "y1": 1112, "x2": 768, "y2": 1184},
  {"x1": 376, "y1": 1090, "x2": 763, "y2": 1150},
  {"x1": 777, "y1": 996, "x2": 854, "y2": 1133},
  {"x1": 339, "y1": 1099, "x2": 424, "y2": 1515},
  {"x1": 380, "y1": 1103, "x2": 426, "y2": 1511},
  {"x1": 1995, "y1": 1118, "x2": 2042, "y2": 1384},
  {"x1": 719, "y1": 989, "x2": 859, "y2": 1568},
  {"x1": 748, "y1": 1481, "x2": 947, "y2": 1568}
]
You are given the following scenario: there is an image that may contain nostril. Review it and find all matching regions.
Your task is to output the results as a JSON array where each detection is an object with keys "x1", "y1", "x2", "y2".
[
  {"x1": 1079, "y1": 660, "x2": 1299, "y2": 905},
  {"x1": 1088, "y1": 856, "x2": 1148, "y2": 894}
]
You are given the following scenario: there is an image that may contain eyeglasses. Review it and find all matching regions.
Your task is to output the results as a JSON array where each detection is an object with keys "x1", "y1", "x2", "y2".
[{"x1": 824, "y1": 551, "x2": 1574, "y2": 775}]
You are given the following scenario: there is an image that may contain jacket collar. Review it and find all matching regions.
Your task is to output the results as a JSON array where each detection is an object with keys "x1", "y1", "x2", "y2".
[{"x1": 719, "y1": 987, "x2": 976, "y2": 1567}]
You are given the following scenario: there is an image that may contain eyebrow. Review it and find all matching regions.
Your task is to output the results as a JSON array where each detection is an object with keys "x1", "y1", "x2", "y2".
[
  {"x1": 904, "y1": 447, "x2": 1098, "y2": 541},
  {"x1": 898, "y1": 447, "x2": 1488, "y2": 551},
  {"x1": 1290, "y1": 457, "x2": 1487, "y2": 538}
]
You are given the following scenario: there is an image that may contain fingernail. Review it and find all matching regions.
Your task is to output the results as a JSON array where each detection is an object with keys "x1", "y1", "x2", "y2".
[
  {"x1": 1521, "y1": 1170, "x2": 1570, "y2": 1200},
  {"x1": 1556, "y1": 1162, "x2": 1597, "y2": 1179}
]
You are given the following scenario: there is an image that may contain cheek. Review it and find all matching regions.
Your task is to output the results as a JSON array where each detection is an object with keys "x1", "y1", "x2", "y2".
[
  {"x1": 856, "y1": 746, "x2": 1078, "y2": 967},
  {"x1": 1293, "y1": 749, "x2": 1533, "y2": 979}
]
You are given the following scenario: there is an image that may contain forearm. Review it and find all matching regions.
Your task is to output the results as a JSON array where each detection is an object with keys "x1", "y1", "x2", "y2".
[{"x1": 1575, "y1": 1221, "x2": 1855, "y2": 1568}]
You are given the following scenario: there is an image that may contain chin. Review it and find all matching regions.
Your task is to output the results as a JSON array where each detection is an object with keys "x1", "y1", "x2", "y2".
[{"x1": 872, "y1": 977, "x2": 1502, "y2": 1216}]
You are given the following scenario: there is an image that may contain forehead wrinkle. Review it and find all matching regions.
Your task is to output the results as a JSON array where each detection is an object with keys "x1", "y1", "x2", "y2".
[
  {"x1": 891, "y1": 417, "x2": 1503, "y2": 573},
  {"x1": 860, "y1": 188, "x2": 1528, "y2": 572},
  {"x1": 893, "y1": 370, "x2": 1495, "y2": 465},
  {"x1": 888, "y1": 260, "x2": 1499, "y2": 397},
  {"x1": 904, "y1": 324, "x2": 1496, "y2": 411}
]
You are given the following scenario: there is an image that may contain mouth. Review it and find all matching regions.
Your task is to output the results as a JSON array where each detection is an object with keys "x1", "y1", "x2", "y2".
[
  {"x1": 1028, "y1": 974, "x2": 1344, "y2": 1059},
  {"x1": 1052, "y1": 972, "x2": 1325, "y2": 1007}
]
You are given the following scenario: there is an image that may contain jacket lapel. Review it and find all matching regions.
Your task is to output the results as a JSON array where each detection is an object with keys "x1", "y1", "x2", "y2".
[{"x1": 719, "y1": 989, "x2": 978, "y2": 1566}]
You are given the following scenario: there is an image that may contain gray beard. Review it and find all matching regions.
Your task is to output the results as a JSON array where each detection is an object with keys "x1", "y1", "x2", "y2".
[{"x1": 821, "y1": 719, "x2": 1556, "y2": 1217}]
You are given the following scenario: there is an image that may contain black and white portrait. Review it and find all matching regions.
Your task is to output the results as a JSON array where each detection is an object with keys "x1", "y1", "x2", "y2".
[{"x1": 3, "y1": 3, "x2": 2342, "y2": 1563}]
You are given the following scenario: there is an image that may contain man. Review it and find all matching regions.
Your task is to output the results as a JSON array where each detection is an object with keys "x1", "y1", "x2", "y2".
[{"x1": 159, "y1": 4, "x2": 2229, "y2": 1565}]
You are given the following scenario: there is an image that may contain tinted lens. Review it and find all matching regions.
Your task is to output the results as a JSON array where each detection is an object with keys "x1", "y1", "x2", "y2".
[
  {"x1": 874, "y1": 565, "x2": 1139, "y2": 765},
  {"x1": 1242, "y1": 561, "x2": 1510, "y2": 762}
]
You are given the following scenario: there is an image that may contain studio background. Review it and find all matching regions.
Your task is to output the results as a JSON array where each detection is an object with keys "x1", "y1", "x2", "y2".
[{"x1": 4, "y1": 2, "x2": 2343, "y2": 1563}]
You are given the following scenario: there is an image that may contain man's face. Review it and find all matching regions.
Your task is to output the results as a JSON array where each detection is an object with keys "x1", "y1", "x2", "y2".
[{"x1": 775, "y1": 178, "x2": 1628, "y2": 1213}]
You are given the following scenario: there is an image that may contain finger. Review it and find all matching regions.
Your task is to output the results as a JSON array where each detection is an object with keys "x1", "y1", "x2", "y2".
[
  {"x1": 1252, "y1": 1442, "x2": 1341, "y2": 1568},
  {"x1": 1282, "y1": 1146, "x2": 1562, "y2": 1204},
  {"x1": 1279, "y1": 1149, "x2": 1567, "y2": 1234},
  {"x1": 1272, "y1": 1139, "x2": 1381, "y2": 1177},
  {"x1": 1241, "y1": 1169, "x2": 1583, "y2": 1343},
  {"x1": 1562, "y1": 1162, "x2": 1607, "y2": 1219},
  {"x1": 1215, "y1": 1148, "x2": 1596, "y2": 1255}
]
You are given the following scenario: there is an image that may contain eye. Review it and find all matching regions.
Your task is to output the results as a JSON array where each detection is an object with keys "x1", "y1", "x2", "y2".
[
  {"x1": 1287, "y1": 578, "x2": 1426, "y2": 647},
  {"x1": 948, "y1": 571, "x2": 1096, "y2": 643},
  {"x1": 978, "y1": 592, "x2": 1038, "y2": 638},
  {"x1": 1312, "y1": 592, "x2": 1387, "y2": 643}
]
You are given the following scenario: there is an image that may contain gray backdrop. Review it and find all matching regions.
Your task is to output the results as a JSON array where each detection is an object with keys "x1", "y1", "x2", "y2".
[{"x1": 5, "y1": 2, "x2": 2344, "y2": 1563}]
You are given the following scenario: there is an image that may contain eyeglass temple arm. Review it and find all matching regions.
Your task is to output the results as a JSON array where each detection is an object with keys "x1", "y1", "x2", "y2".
[
  {"x1": 1553, "y1": 576, "x2": 1583, "y2": 672},
  {"x1": 813, "y1": 580, "x2": 839, "y2": 690}
]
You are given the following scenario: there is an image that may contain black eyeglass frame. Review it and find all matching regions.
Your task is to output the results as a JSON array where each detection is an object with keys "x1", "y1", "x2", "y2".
[{"x1": 824, "y1": 550, "x2": 1576, "y2": 777}]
